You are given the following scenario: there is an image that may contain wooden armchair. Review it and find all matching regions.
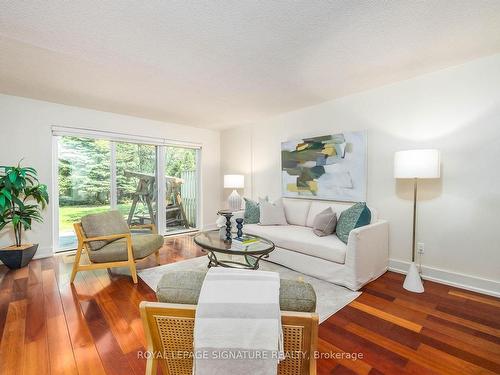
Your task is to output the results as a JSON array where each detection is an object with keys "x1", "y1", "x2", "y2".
[
  {"x1": 70, "y1": 211, "x2": 164, "y2": 284},
  {"x1": 140, "y1": 302, "x2": 319, "y2": 375}
]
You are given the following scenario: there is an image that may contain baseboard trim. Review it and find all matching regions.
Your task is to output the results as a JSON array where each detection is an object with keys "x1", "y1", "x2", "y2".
[
  {"x1": 33, "y1": 246, "x2": 54, "y2": 260},
  {"x1": 389, "y1": 259, "x2": 500, "y2": 298}
]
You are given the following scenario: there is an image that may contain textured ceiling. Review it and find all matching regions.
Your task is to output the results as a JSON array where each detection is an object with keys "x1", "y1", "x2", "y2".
[{"x1": 1, "y1": 1, "x2": 500, "y2": 129}]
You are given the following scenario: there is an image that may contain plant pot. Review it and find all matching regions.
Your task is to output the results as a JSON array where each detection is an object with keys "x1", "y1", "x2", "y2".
[{"x1": 0, "y1": 243, "x2": 38, "y2": 269}]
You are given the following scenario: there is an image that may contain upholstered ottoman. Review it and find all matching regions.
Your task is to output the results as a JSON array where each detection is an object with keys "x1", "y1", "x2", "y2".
[{"x1": 156, "y1": 270, "x2": 317, "y2": 313}]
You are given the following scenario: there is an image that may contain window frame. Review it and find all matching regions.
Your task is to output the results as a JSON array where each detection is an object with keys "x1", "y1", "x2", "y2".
[{"x1": 52, "y1": 126, "x2": 202, "y2": 252}]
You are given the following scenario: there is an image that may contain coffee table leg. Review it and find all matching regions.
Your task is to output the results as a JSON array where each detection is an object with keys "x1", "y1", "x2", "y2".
[{"x1": 207, "y1": 250, "x2": 219, "y2": 268}]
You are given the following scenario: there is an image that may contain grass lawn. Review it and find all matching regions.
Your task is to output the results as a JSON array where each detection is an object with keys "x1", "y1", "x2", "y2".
[{"x1": 58, "y1": 203, "x2": 145, "y2": 231}]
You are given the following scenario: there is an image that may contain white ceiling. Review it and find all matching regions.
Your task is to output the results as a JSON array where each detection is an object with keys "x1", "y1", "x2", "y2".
[{"x1": 1, "y1": 1, "x2": 500, "y2": 129}]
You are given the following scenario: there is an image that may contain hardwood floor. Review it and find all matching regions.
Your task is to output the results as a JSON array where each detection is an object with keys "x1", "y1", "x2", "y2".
[{"x1": 0, "y1": 235, "x2": 499, "y2": 375}]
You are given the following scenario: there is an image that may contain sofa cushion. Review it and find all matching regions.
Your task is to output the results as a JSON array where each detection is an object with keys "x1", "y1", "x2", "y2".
[
  {"x1": 282, "y1": 198, "x2": 311, "y2": 226},
  {"x1": 156, "y1": 271, "x2": 316, "y2": 312},
  {"x1": 81, "y1": 210, "x2": 130, "y2": 250},
  {"x1": 87, "y1": 234, "x2": 164, "y2": 263},
  {"x1": 306, "y1": 201, "x2": 378, "y2": 227},
  {"x1": 336, "y1": 202, "x2": 371, "y2": 244},
  {"x1": 245, "y1": 224, "x2": 347, "y2": 264}
]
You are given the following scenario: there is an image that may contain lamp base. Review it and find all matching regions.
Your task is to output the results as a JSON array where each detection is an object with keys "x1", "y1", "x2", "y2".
[
  {"x1": 227, "y1": 190, "x2": 242, "y2": 211},
  {"x1": 403, "y1": 262, "x2": 424, "y2": 293}
]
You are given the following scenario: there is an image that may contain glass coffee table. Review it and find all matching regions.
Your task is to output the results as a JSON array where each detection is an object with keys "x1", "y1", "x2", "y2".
[{"x1": 193, "y1": 230, "x2": 275, "y2": 270}]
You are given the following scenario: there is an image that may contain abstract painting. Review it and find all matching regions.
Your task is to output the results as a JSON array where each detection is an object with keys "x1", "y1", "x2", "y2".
[{"x1": 281, "y1": 131, "x2": 367, "y2": 202}]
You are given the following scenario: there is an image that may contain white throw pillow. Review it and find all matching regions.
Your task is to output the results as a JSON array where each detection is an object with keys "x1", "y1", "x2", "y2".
[{"x1": 259, "y1": 198, "x2": 287, "y2": 226}]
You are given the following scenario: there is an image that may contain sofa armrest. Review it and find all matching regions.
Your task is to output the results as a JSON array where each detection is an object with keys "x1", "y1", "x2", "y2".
[{"x1": 345, "y1": 220, "x2": 389, "y2": 290}]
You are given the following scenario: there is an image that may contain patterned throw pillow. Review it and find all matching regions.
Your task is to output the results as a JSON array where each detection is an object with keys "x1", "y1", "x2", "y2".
[
  {"x1": 336, "y1": 202, "x2": 371, "y2": 244},
  {"x1": 244, "y1": 197, "x2": 268, "y2": 224}
]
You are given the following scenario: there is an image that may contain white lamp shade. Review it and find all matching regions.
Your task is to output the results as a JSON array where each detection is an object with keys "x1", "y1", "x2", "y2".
[
  {"x1": 224, "y1": 174, "x2": 244, "y2": 188},
  {"x1": 394, "y1": 149, "x2": 440, "y2": 179}
]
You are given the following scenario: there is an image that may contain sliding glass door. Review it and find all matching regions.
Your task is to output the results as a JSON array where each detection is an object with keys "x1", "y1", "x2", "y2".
[
  {"x1": 55, "y1": 134, "x2": 200, "y2": 251},
  {"x1": 57, "y1": 136, "x2": 111, "y2": 250},
  {"x1": 116, "y1": 142, "x2": 157, "y2": 226},
  {"x1": 165, "y1": 146, "x2": 199, "y2": 234}
]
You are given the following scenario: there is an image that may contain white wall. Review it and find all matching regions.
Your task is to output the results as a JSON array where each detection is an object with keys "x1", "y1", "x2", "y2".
[
  {"x1": 221, "y1": 54, "x2": 500, "y2": 293},
  {"x1": 0, "y1": 94, "x2": 221, "y2": 258}
]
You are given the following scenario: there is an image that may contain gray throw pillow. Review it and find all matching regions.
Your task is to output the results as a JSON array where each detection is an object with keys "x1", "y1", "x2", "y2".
[
  {"x1": 312, "y1": 207, "x2": 337, "y2": 237},
  {"x1": 259, "y1": 198, "x2": 287, "y2": 226}
]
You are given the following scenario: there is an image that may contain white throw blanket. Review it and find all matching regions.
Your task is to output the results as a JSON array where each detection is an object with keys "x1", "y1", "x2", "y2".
[{"x1": 193, "y1": 268, "x2": 283, "y2": 375}]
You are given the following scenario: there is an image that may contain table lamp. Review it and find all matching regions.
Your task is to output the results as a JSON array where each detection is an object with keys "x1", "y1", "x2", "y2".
[
  {"x1": 394, "y1": 149, "x2": 440, "y2": 293},
  {"x1": 224, "y1": 174, "x2": 244, "y2": 210}
]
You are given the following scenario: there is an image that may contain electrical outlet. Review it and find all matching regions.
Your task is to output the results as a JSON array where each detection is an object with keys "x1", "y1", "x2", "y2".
[{"x1": 417, "y1": 242, "x2": 425, "y2": 254}]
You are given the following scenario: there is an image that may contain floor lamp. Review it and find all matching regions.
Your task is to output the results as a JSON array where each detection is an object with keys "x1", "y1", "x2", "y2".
[{"x1": 394, "y1": 149, "x2": 440, "y2": 293}]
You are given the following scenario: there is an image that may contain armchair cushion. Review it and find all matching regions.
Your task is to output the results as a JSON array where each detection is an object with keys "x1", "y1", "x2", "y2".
[
  {"x1": 87, "y1": 234, "x2": 164, "y2": 263},
  {"x1": 81, "y1": 210, "x2": 130, "y2": 250},
  {"x1": 157, "y1": 271, "x2": 207, "y2": 304}
]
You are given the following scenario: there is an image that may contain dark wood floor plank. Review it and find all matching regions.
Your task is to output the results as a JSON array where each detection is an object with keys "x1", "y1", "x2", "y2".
[
  {"x1": 23, "y1": 262, "x2": 50, "y2": 375},
  {"x1": 0, "y1": 267, "x2": 14, "y2": 340},
  {"x1": 0, "y1": 299, "x2": 27, "y2": 375},
  {"x1": 42, "y1": 268, "x2": 79, "y2": 375},
  {"x1": 344, "y1": 322, "x2": 484, "y2": 375},
  {"x1": 317, "y1": 337, "x2": 372, "y2": 375},
  {"x1": 419, "y1": 328, "x2": 500, "y2": 372},
  {"x1": 319, "y1": 320, "x2": 410, "y2": 374},
  {"x1": 57, "y1": 273, "x2": 108, "y2": 375},
  {"x1": 394, "y1": 297, "x2": 500, "y2": 338},
  {"x1": 448, "y1": 290, "x2": 500, "y2": 307},
  {"x1": 336, "y1": 306, "x2": 421, "y2": 350},
  {"x1": 80, "y1": 269, "x2": 142, "y2": 354},
  {"x1": 425, "y1": 314, "x2": 500, "y2": 345},
  {"x1": 349, "y1": 299, "x2": 423, "y2": 333},
  {"x1": 422, "y1": 316, "x2": 500, "y2": 356},
  {"x1": 0, "y1": 235, "x2": 498, "y2": 375},
  {"x1": 79, "y1": 298, "x2": 140, "y2": 375},
  {"x1": 417, "y1": 344, "x2": 498, "y2": 375}
]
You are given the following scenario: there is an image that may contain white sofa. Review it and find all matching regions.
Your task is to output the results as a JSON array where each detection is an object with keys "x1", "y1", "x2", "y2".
[{"x1": 240, "y1": 198, "x2": 389, "y2": 291}]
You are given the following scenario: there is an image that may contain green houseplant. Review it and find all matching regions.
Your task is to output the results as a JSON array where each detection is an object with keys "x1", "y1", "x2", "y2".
[{"x1": 0, "y1": 162, "x2": 49, "y2": 269}]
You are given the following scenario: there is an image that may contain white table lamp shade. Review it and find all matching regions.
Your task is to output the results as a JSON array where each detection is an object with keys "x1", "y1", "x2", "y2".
[
  {"x1": 224, "y1": 174, "x2": 244, "y2": 189},
  {"x1": 394, "y1": 149, "x2": 440, "y2": 179}
]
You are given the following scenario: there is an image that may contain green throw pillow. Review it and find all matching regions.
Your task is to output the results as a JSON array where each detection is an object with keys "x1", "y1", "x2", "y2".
[
  {"x1": 244, "y1": 197, "x2": 268, "y2": 224},
  {"x1": 336, "y1": 202, "x2": 371, "y2": 244}
]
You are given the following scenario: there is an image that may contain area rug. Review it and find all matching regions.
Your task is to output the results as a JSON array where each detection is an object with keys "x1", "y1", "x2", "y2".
[{"x1": 138, "y1": 255, "x2": 360, "y2": 323}]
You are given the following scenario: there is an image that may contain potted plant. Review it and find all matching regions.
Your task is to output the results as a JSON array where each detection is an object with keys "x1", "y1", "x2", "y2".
[{"x1": 0, "y1": 162, "x2": 49, "y2": 269}]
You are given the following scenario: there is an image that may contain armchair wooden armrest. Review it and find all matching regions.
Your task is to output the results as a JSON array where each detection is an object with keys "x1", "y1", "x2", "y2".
[{"x1": 82, "y1": 232, "x2": 132, "y2": 243}]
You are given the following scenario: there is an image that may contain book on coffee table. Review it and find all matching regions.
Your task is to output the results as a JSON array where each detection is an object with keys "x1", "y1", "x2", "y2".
[{"x1": 232, "y1": 234, "x2": 259, "y2": 245}]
